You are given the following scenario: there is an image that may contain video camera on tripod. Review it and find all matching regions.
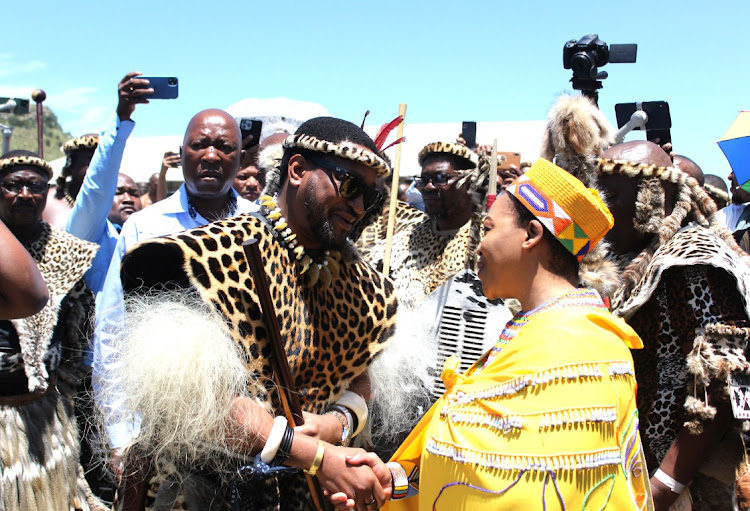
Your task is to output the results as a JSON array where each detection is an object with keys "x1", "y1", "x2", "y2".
[{"x1": 563, "y1": 34, "x2": 637, "y2": 104}]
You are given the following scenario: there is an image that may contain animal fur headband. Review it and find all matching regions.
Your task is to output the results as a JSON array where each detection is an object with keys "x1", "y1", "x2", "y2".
[
  {"x1": 417, "y1": 142, "x2": 478, "y2": 169},
  {"x1": 0, "y1": 155, "x2": 53, "y2": 178},
  {"x1": 283, "y1": 133, "x2": 391, "y2": 177},
  {"x1": 62, "y1": 135, "x2": 99, "y2": 155},
  {"x1": 704, "y1": 183, "x2": 730, "y2": 204}
]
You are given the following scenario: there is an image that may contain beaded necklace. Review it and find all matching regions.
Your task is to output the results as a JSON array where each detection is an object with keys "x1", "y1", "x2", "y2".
[
  {"x1": 480, "y1": 288, "x2": 607, "y2": 370},
  {"x1": 64, "y1": 193, "x2": 75, "y2": 207},
  {"x1": 259, "y1": 195, "x2": 341, "y2": 289}
]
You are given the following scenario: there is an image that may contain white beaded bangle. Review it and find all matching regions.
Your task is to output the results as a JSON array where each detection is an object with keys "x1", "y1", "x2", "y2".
[
  {"x1": 654, "y1": 468, "x2": 686, "y2": 494},
  {"x1": 260, "y1": 416, "x2": 288, "y2": 463},
  {"x1": 335, "y1": 390, "x2": 368, "y2": 436}
]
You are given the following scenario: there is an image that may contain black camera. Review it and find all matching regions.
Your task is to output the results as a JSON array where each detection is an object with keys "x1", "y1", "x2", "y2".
[
  {"x1": 562, "y1": 34, "x2": 637, "y2": 101},
  {"x1": 167, "y1": 77, "x2": 177, "y2": 86}
]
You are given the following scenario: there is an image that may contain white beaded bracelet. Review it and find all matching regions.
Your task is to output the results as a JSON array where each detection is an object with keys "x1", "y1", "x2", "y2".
[
  {"x1": 260, "y1": 416, "x2": 288, "y2": 463},
  {"x1": 654, "y1": 468, "x2": 686, "y2": 494},
  {"x1": 335, "y1": 390, "x2": 368, "y2": 436}
]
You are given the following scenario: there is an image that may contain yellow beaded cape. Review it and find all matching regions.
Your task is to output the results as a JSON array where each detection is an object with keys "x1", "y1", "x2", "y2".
[{"x1": 385, "y1": 302, "x2": 652, "y2": 511}]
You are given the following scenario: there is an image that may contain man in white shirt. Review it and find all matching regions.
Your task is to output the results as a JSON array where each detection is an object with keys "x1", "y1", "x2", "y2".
[{"x1": 93, "y1": 107, "x2": 258, "y2": 481}]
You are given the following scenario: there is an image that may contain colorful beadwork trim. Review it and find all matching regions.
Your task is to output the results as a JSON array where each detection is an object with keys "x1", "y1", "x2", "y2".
[
  {"x1": 507, "y1": 174, "x2": 592, "y2": 258},
  {"x1": 387, "y1": 462, "x2": 410, "y2": 500},
  {"x1": 482, "y1": 289, "x2": 607, "y2": 369},
  {"x1": 426, "y1": 438, "x2": 622, "y2": 472}
]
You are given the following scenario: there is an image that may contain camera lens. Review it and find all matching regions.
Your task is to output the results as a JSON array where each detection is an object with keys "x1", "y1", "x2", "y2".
[{"x1": 168, "y1": 78, "x2": 177, "y2": 86}]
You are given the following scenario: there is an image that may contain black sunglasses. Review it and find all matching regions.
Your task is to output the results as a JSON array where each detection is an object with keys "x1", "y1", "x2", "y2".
[
  {"x1": 414, "y1": 172, "x2": 456, "y2": 188},
  {"x1": 1, "y1": 180, "x2": 49, "y2": 195},
  {"x1": 309, "y1": 157, "x2": 383, "y2": 212}
]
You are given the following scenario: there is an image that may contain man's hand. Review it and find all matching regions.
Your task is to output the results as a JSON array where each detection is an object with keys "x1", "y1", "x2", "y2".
[
  {"x1": 117, "y1": 72, "x2": 152, "y2": 121},
  {"x1": 293, "y1": 411, "x2": 343, "y2": 445},
  {"x1": 650, "y1": 476, "x2": 680, "y2": 510},
  {"x1": 317, "y1": 446, "x2": 389, "y2": 511},
  {"x1": 161, "y1": 151, "x2": 181, "y2": 172}
]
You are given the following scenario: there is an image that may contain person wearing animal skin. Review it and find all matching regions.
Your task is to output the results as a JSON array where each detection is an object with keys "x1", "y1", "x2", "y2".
[
  {"x1": 43, "y1": 133, "x2": 100, "y2": 229},
  {"x1": 92, "y1": 107, "x2": 259, "y2": 508},
  {"x1": 330, "y1": 159, "x2": 652, "y2": 511},
  {"x1": 0, "y1": 150, "x2": 105, "y2": 511},
  {"x1": 703, "y1": 174, "x2": 730, "y2": 211},
  {"x1": 357, "y1": 142, "x2": 483, "y2": 309},
  {"x1": 597, "y1": 140, "x2": 750, "y2": 510},
  {"x1": 99, "y1": 116, "x2": 399, "y2": 510}
]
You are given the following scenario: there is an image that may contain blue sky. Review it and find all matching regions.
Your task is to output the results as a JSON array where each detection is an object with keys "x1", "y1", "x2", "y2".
[{"x1": 2, "y1": 0, "x2": 748, "y2": 182}]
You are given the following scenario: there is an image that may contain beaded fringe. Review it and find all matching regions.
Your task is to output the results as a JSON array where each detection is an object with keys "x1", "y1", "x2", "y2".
[
  {"x1": 538, "y1": 406, "x2": 617, "y2": 430},
  {"x1": 426, "y1": 438, "x2": 622, "y2": 472},
  {"x1": 452, "y1": 361, "x2": 633, "y2": 405}
]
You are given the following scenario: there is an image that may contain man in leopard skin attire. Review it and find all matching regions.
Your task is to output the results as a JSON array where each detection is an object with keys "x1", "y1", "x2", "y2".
[
  {"x1": 597, "y1": 140, "x2": 750, "y2": 511},
  {"x1": 107, "y1": 117, "x2": 398, "y2": 510}
]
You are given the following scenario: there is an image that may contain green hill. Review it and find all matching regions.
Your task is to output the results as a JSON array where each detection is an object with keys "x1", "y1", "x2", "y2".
[{"x1": 0, "y1": 106, "x2": 71, "y2": 160}]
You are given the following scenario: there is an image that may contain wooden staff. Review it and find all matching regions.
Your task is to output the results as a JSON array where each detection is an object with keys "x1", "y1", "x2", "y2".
[
  {"x1": 383, "y1": 103, "x2": 407, "y2": 276},
  {"x1": 241, "y1": 238, "x2": 325, "y2": 511},
  {"x1": 31, "y1": 90, "x2": 46, "y2": 158}
]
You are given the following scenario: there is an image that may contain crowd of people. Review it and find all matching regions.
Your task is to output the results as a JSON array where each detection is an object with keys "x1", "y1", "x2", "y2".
[{"x1": 1, "y1": 72, "x2": 750, "y2": 511}]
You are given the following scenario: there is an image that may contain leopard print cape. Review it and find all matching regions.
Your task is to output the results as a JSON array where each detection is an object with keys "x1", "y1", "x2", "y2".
[
  {"x1": 5, "y1": 222, "x2": 97, "y2": 393},
  {"x1": 356, "y1": 208, "x2": 477, "y2": 310},
  {"x1": 121, "y1": 212, "x2": 398, "y2": 509},
  {"x1": 610, "y1": 224, "x2": 750, "y2": 473}
]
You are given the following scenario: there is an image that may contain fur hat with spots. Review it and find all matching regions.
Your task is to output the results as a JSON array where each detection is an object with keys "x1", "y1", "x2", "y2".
[
  {"x1": 282, "y1": 117, "x2": 390, "y2": 177},
  {"x1": 62, "y1": 134, "x2": 99, "y2": 155},
  {"x1": 0, "y1": 151, "x2": 53, "y2": 179},
  {"x1": 417, "y1": 141, "x2": 478, "y2": 170}
]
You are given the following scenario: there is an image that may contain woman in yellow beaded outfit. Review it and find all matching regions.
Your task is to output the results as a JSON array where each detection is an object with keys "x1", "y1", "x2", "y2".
[{"x1": 335, "y1": 159, "x2": 653, "y2": 511}]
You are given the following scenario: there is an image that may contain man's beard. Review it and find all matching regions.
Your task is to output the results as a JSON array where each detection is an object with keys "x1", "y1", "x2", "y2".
[{"x1": 303, "y1": 188, "x2": 346, "y2": 249}]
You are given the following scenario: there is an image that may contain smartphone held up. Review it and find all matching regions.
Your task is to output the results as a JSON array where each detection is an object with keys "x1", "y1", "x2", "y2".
[{"x1": 136, "y1": 77, "x2": 179, "y2": 100}]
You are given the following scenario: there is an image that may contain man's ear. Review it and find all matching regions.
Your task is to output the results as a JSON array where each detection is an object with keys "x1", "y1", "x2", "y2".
[
  {"x1": 523, "y1": 219, "x2": 545, "y2": 249},
  {"x1": 287, "y1": 154, "x2": 307, "y2": 187}
]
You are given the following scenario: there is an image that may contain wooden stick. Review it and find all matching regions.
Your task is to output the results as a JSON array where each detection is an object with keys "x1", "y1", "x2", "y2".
[
  {"x1": 32, "y1": 90, "x2": 46, "y2": 158},
  {"x1": 241, "y1": 239, "x2": 325, "y2": 511},
  {"x1": 383, "y1": 103, "x2": 407, "y2": 276},
  {"x1": 489, "y1": 139, "x2": 498, "y2": 196}
]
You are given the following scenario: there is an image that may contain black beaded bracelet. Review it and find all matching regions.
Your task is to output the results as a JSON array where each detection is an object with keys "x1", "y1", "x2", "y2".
[{"x1": 273, "y1": 425, "x2": 295, "y2": 465}]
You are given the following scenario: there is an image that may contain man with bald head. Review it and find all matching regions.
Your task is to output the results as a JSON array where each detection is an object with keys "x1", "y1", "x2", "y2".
[
  {"x1": 596, "y1": 140, "x2": 750, "y2": 510},
  {"x1": 92, "y1": 93, "x2": 257, "y2": 491},
  {"x1": 673, "y1": 154, "x2": 705, "y2": 186}
]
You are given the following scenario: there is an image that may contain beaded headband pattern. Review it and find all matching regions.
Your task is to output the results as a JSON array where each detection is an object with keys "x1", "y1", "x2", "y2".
[
  {"x1": 506, "y1": 159, "x2": 613, "y2": 260},
  {"x1": 283, "y1": 134, "x2": 390, "y2": 177}
]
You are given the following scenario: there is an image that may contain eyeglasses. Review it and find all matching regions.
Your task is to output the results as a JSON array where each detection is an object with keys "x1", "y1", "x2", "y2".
[
  {"x1": 414, "y1": 173, "x2": 456, "y2": 188},
  {"x1": 309, "y1": 157, "x2": 383, "y2": 212},
  {"x1": 1, "y1": 180, "x2": 49, "y2": 195}
]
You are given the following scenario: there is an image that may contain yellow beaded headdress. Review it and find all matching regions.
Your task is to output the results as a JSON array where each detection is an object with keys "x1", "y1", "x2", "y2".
[{"x1": 506, "y1": 159, "x2": 613, "y2": 260}]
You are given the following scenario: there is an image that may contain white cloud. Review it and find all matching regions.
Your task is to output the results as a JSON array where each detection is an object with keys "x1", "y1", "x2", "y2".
[
  {"x1": 46, "y1": 87, "x2": 109, "y2": 135},
  {"x1": 0, "y1": 85, "x2": 36, "y2": 100},
  {"x1": 0, "y1": 54, "x2": 46, "y2": 78}
]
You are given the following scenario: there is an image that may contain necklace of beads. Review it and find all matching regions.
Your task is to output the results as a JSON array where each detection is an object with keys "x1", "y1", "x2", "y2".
[
  {"x1": 64, "y1": 193, "x2": 75, "y2": 207},
  {"x1": 259, "y1": 195, "x2": 341, "y2": 289}
]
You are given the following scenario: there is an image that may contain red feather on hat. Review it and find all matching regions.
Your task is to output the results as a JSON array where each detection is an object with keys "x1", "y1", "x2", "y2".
[{"x1": 374, "y1": 116, "x2": 404, "y2": 151}]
